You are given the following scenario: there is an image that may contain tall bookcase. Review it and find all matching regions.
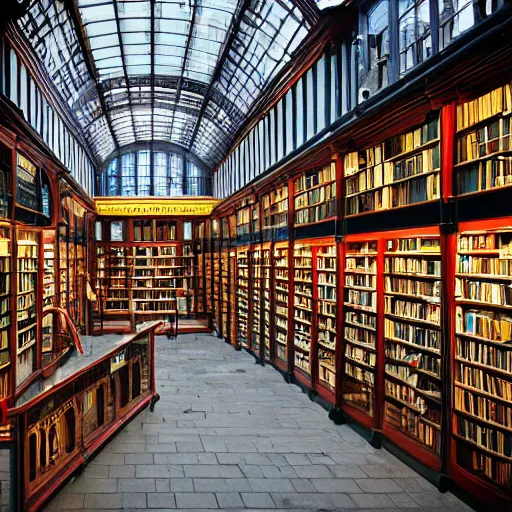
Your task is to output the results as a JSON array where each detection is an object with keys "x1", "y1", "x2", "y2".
[
  {"x1": 451, "y1": 219, "x2": 512, "y2": 505},
  {"x1": 293, "y1": 243, "x2": 314, "y2": 383},
  {"x1": 342, "y1": 238, "x2": 380, "y2": 427},
  {"x1": 261, "y1": 242, "x2": 272, "y2": 361},
  {"x1": 273, "y1": 242, "x2": 290, "y2": 370},
  {"x1": 250, "y1": 244, "x2": 263, "y2": 357},
  {"x1": 16, "y1": 230, "x2": 39, "y2": 387},
  {"x1": 0, "y1": 224, "x2": 10, "y2": 399},
  {"x1": 316, "y1": 241, "x2": 337, "y2": 397},
  {"x1": 236, "y1": 246, "x2": 250, "y2": 348},
  {"x1": 383, "y1": 230, "x2": 443, "y2": 469}
]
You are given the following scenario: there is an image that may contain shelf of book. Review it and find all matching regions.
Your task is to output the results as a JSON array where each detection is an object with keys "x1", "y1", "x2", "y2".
[
  {"x1": 236, "y1": 246, "x2": 250, "y2": 348},
  {"x1": 383, "y1": 231, "x2": 443, "y2": 470},
  {"x1": 213, "y1": 244, "x2": 221, "y2": 332},
  {"x1": 261, "y1": 243, "x2": 272, "y2": 361},
  {"x1": 316, "y1": 241, "x2": 337, "y2": 399},
  {"x1": 42, "y1": 230, "x2": 56, "y2": 355},
  {"x1": 16, "y1": 230, "x2": 39, "y2": 388},
  {"x1": 344, "y1": 116, "x2": 440, "y2": 217},
  {"x1": 221, "y1": 244, "x2": 230, "y2": 340},
  {"x1": 0, "y1": 224, "x2": 11, "y2": 399},
  {"x1": 451, "y1": 219, "x2": 512, "y2": 507},
  {"x1": 455, "y1": 83, "x2": 512, "y2": 196},
  {"x1": 205, "y1": 246, "x2": 213, "y2": 315},
  {"x1": 196, "y1": 223, "x2": 205, "y2": 315},
  {"x1": 263, "y1": 185, "x2": 289, "y2": 240},
  {"x1": 294, "y1": 163, "x2": 336, "y2": 226},
  {"x1": 96, "y1": 242, "x2": 194, "y2": 333},
  {"x1": 293, "y1": 242, "x2": 314, "y2": 384},
  {"x1": 250, "y1": 244, "x2": 263, "y2": 358},
  {"x1": 273, "y1": 242, "x2": 290, "y2": 370},
  {"x1": 342, "y1": 238, "x2": 380, "y2": 428},
  {"x1": 236, "y1": 197, "x2": 253, "y2": 243}
]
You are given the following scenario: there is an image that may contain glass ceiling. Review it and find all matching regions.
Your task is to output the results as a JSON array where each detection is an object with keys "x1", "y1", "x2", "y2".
[{"x1": 19, "y1": 0, "x2": 320, "y2": 170}]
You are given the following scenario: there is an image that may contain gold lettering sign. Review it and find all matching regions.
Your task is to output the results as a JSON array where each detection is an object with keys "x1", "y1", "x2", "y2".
[{"x1": 95, "y1": 197, "x2": 219, "y2": 217}]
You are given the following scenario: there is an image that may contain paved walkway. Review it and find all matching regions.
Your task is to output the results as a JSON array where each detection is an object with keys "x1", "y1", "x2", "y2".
[{"x1": 47, "y1": 333, "x2": 472, "y2": 511}]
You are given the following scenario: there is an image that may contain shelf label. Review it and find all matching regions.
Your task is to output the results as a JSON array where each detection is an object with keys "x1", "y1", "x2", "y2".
[{"x1": 95, "y1": 197, "x2": 219, "y2": 217}]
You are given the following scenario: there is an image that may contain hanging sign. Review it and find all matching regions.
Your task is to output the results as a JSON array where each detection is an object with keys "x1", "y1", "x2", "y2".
[{"x1": 95, "y1": 197, "x2": 219, "y2": 217}]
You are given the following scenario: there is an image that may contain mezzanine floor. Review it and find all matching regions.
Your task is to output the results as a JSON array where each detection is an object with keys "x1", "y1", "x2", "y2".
[{"x1": 46, "y1": 333, "x2": 471, "y2": 512}]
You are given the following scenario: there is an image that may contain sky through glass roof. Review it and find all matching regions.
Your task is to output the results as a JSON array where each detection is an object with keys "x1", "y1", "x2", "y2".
[{"x1": 19, "y1": 0, "x2": 319, "y2": 169}]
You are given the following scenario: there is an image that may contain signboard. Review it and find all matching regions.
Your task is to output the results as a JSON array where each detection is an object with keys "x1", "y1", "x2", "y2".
[{"x1": 95, "y1": 197, "x2": 219, "y2": 217}]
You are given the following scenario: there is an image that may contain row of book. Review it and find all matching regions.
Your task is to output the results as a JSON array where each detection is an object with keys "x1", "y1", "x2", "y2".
[
  {"x1": 386, "y1": 298, "x2": 441, "y2": 324},
  {"x1": 295, "y1": 164, "x2": 336, "y2": 193},
  {"x1": 346, "y1": 146, "x2": 439, "y2": 196},
  {"x1": 456, "y1": 279, "x2": 512, "y2": 306},
  {"x1": 457, "y1": 159, "x2": 512, "y2": 195},
  {"x1": 295, "y1": 198, "x2": 336, "y2": 225}
]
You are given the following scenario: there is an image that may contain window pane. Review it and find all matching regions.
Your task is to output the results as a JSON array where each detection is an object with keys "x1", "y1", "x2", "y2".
[
  {"x1": 107, "y1": 157, "x2": 119, "y2": 195},
  {"x1": 296, "y1": 78, "x2": 304, "y2": 147},
  {"x1": 137, "y1": 150, "x2": 151, "y2": 195},
  {"x1": 20, "y1": 64, "x2": 28, "y2": 118},
  {"x1": 269, "y1": 109, "x2": 276, "y2": 166},
  {"x1": 121, "y1": 153, "x2": 136, "y2": 196},
  {"x1": 277, "y1": 99, "x2": 285, "y2": 161},
  {"x1": 154, "y1": 151, "x2": 168, "y2": 196},
  {"x1": 9, "y1": 49, "x2": 17, "y2": 105},
  {"x1": 439, "y1": 0, "x2": 474, "y2": 49},
  {"x1": 170, "y1": 153, "x2": 183, "y2": 196},
  {"x1": 286, "y1": 88, "x2": 294, "y2": 154},
  {"x1": 306, "y1": 68, "x2": 315, "y2": 140},
  {"x1": 316, "y1": 56, "x2": 326, "y2": 132}
]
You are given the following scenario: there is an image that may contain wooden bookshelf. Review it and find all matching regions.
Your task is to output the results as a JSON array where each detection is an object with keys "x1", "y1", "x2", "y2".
[
  {"x1": 263, "y1": 185, "x2": 289, "y2": 237},
  {"x1": 221, "y1": 244, "x2": 230, "y2": 340},
  {"x1": 344, "y1": 116, "x2": 440, "y2": 216},
  {"x1": 383, "y1": 233, "x2": 443, "y2": 467},
  {"x1": 316, "y1": 243, "x2": 337, "y2": 394},
  {"x1": 236, "y1": 246, "x2": 250, "y2": 348},
  {"x1": 16, "y1": 230, "x2": 39, "y2": 388},
  {"x1": 293, "y1": 243, "x2": 313, "y2": 381},
  {"x1": 294, "y1": 163, "x2": 336, "y2": 225},
  {"x1": 196, "y1": 223, "x2": 205, "y2": 315},
  {"x1": 261, "y1": 243, "x2": 272, "y2": 361},
  {"x1": 455, "y1": 83, "x2": 512, "y2": 196},
  {"x1": 42, "y1": 230, "x2": 56, "y2": 356},
  {"x1": 251, "y1": 244, "x2": 263, "y2": 357},
  {"x1": 0, "y1": 225, "x2": 10, "y2": 398},
  {"x1": 342, "y1": 239, "x2": 379, "y2": 422},
  {"x1": 273, "y1": 242, "x2": 290, "y2": 368},
  {"x1": 452, "y1": 222, "x2": 512, "y2": 502}
]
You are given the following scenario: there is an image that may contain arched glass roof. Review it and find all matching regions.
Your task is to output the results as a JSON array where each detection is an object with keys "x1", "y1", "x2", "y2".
[{"x1": 19, "y1": 0, "x2": 321, "y2": 170}]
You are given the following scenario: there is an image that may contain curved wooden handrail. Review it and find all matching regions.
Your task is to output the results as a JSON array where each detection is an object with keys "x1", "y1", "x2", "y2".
[{"x1": 42, "y1": 307, "x2": 84, "y2": 354}]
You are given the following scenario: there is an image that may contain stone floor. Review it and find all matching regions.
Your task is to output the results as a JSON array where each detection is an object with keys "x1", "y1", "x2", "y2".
[{"x1": 47, "y1": 333, "x2": 472, "y2": 512}]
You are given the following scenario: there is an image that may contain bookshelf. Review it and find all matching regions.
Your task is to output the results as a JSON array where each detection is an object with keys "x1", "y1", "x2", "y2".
[
  {"x1": 293, "y1": 243, "x2": 314, "y2": 380},
  {"x1": 383, "y1": 233, "x2": 443, "y2": 464},
  {"x1": 96, "y1": 240, "x2": 194, "y2": 333},
  {"x1": 236, "y1": 198, "x2": 252, "y2": 241},
  {"x1": 0, "y1": 225, "x2": 10, "y2": 399},
  {"x1": 273, "y1": 242, "x2": 290, "y2": 367},
  {"x1": 213, "y1": 244, "x2": 221, "y2": 331},
  {"x1": 16, "y1": 230, "x2": 39, "y2": 387},
  {"x1": 294, "y1": 164, "x2": 336, "y2": 226},
  {"x1": 205, "y1": 240, "x2": 213, "y2": 315},
  {"x1": 453, "y1": 223, "x2": 512, "y2": 498},
  {"x1": 344, "y1": 116, "x2": 440, "y2": 216},
  {"x1": 58, "y1": 226, "x2": 68, "y2": 311},
  {"x1": 236, "y1": 246, "x2": 250, "y2": 348},
  {"x1": 455, "y1": 84, "x2": 512, "y2": 195},
  {"x1": 42, "y1": 231, "x2": 56, "y2": 355},
  {"x1": 261, "y1": 243, "x2": 272, "y2": 361},
  {"x1": 316, "y1": 242, "x2": 337, "y2": 394},
  {"x1": 221, "y1": 244, "x2": 230, "y2": 339},
  {"x1": 342, "y1": 239, "x2": 379, "y2": 421},
  {"x1": 263, "y1": 185, "x2": 289, "y2": 238},
  {"x1": 251, "y1": 244, "x2": 263, "y2": 356},
  {"x1": 196, "y1": 223, "x2": 205, "y2": 315}
]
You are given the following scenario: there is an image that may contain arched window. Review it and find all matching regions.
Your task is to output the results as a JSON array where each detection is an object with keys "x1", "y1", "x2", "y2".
[{"x1": 102, "y1": 146, "x2": 208, "y2": 197}]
